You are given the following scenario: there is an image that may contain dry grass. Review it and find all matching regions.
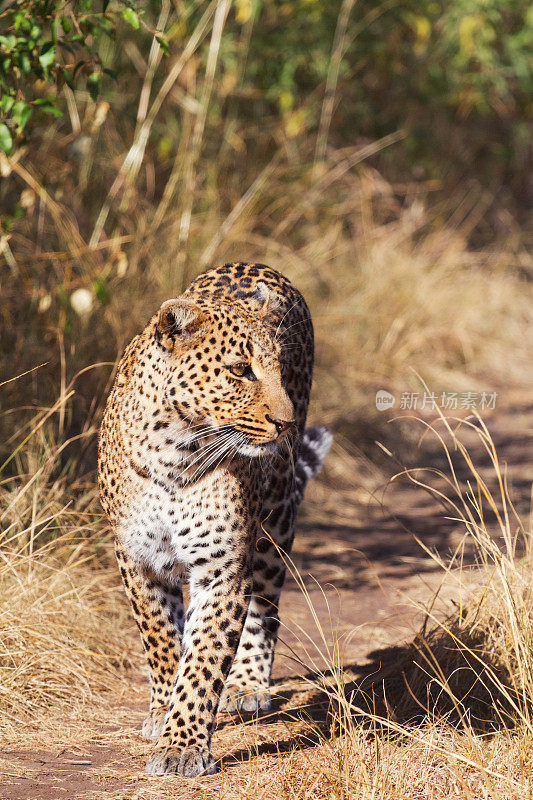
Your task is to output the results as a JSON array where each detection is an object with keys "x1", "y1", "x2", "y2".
[
  {"x1": 260, "y1": 411, "x2": 533, "y2": 800},
  {"x1": 3, "y1": 134, "x2": 533, "y2": 453},
  {"x1": 200, "y1": 730, "x2": 533, "y2": 800},
  {"x1": 308, "y1": 215, "x2": 533, "y2": 419},
  {"x1": 0, "y1": 415, "x2": 133, "y2": 739},
  {"x1": 0, "y1": 549, "x2": 131, "y2": 734}
]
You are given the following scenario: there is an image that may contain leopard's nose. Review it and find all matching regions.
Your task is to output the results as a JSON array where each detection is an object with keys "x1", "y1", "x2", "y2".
[{"x1": 266, "y1": 414, "x2": 295, "y2": 436}]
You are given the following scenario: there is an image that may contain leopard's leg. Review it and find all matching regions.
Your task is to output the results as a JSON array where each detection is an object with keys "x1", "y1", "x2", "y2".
[
  {"x1": 220, "y1": 492, "x2": 295, "y2": 713},
  {"x1": 115, "y1": 540, "x2": 184, "y2": 740},
  {"x1": 221, "y1": 427, "x2": 332, "y2": 713},
  {"x1": 145, "y1": 553, "x2": 252, "y2": 777}
]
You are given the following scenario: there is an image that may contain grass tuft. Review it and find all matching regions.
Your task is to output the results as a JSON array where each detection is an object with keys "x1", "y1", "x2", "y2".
[{"x1": 0, "y1": 409, "x2": 133, "y2": 736}]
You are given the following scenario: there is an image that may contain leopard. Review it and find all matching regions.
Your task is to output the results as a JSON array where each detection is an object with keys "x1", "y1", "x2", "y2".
[{"x1": 98, "y1": 261, "x2": 332, "y2": 778}]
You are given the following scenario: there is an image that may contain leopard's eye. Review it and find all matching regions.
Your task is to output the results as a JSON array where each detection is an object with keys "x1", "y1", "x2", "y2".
[{"x1": 228, "y1": 363, "x2": 257, "y2": 381}]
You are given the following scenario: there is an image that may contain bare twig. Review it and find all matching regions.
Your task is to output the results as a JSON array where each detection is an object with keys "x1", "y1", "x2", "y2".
[
  {"x1": 314, "y1": 0, "x2": 357, "y2": 171},
  {"x1": 89, "y1": 0, "x2": 218, "y2": 248},
  {"x1": 177, "y1": 0, "x2": 232, "y2": 250}
]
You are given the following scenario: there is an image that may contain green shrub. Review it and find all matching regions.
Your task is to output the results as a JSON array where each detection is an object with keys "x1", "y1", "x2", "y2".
[{"x1": 0, "y1": 0, "x2": 167, "y2": 153}]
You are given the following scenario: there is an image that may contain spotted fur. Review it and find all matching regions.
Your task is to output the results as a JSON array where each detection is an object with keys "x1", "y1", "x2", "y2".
[{"x1": 98, "y1": 262, "x2": 331, "y2": 777}]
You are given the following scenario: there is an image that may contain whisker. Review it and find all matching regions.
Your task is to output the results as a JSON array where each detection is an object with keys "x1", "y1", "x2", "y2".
[
  {"x1": 179, "y1": 431, "x2": 238, "y2": 482},
  {"x1": 186, "y1": 433, "x2": 241, "y2": 483},
  {"x1": 275, "y1": 299, "x2": 300, "y2": 339},
  {"x1": 189, "y1": 431, "x2": 241, "y2": 475},
  {"x1": 207, "y1": 434, "x2": 243, "y2": 478},
  {"x1": 186, "y1": 423, "x2": 235, "y2": 440},
  {"x1": 278, "y1": 316, "x2": 307, "y2": 335}
]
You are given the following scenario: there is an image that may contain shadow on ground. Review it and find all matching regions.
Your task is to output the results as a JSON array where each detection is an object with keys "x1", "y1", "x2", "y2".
[
  {"x1": 221, "y1": 618, "x2": 520, "y2": 771},
  {"x1": 295, "y1": 404, "x2": 533, "y2": 589}
]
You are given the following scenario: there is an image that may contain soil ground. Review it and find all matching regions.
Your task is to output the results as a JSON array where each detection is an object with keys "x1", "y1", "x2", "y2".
[{"x1": 1, "y1": 404, "x2": 531, "y2": 800}]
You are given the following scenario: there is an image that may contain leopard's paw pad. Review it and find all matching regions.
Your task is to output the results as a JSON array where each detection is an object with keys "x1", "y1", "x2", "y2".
[
  {"x1": 145, "y1": 745, "x2": 216, "y2": 777},
  {"x1": 220, "y1": 685, "x2": 271, "y2": 713}
]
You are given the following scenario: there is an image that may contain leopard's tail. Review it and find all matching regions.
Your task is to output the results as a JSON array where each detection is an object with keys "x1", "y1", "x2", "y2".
[{"x1": 293, "y1": 426, "x2": 333, "y2": 506}]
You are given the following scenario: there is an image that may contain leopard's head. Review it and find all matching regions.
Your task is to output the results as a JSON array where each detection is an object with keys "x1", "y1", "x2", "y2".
[{"x1": 153, "y1": 283, "x2": 295, "y2": 457}]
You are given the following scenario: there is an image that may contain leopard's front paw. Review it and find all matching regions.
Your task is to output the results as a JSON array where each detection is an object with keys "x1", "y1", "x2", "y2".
[
  {"x1": 145, "y1": 744, "x2": 216, "y2": 777},
  {"x1": 142, "y1": 706, "x2": 166, "y2": 740},
  {"x1": 220, "y1": 684, "x2": 271, "y2": 713}
]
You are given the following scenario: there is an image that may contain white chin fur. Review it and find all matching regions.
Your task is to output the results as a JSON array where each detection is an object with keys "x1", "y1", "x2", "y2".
[{"x1": 236, "y1": 441, "x2": 278, "y2": 458}]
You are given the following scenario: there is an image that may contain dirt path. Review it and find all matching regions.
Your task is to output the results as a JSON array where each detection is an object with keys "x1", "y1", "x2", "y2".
[{"x1": 1, "y1": 405, "x2": 531, "y2": 800}]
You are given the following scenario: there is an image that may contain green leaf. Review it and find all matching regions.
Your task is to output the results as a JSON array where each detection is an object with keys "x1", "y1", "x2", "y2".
[
  {"x1": 156, "y1": 34, "x2": 169, "y2": 56},
  {"x1": 122, "y1": 7, "x2": 140, "y2": 30},
  {"x1": 0, "y1": 123, "x2": 12, "y2": 154},
  {"x1": 12, "y1": 100, "x2": 32, "y2": 133},
  {"x1": 0, "y1": 35, "x2": 17, "y2": 51},
  {"x1": 1, "y1": 95, "x2": 14, "y2": 114},
  {"x1": 20, "y1": 52, "x2": 31, "y2": 74},
  {"x1": 87, "y1": 72, "x2": 101, "y2": 101},
  {"x1": 13, "y1": 13, "x2": 26, "y2": 32},
  {"x1": 34, "y1": 98, "x2": 63, "y2": 118},
  {"x1": 60, "y1": 15, "x2": 71, "y2": 34},
  {"x1": 39, "y1": 42, "x2": 56, "y2": 71}
]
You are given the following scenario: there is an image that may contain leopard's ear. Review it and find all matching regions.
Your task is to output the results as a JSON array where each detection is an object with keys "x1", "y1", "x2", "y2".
[
  {"x1": 250, "y1": 282, "x2": 283, "y2": 315},
  {"x1": 156, "y1": 299, "x2": 204, "y2": 351}
]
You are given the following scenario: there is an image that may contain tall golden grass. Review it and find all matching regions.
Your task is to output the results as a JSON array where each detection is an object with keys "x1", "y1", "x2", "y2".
[
  {"x1": 253, "y1": 410, "x2": 533, "y2": 800},
  {"x1": 0, "y1": 411, "x2": 133, "y2": 738},
  {"x1": 4, "y1": 157, "x2": 533, "y2": 452}
]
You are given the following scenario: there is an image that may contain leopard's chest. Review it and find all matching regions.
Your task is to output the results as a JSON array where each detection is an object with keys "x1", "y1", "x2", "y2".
[{"x1": 118, "y1": 471, "x2": 242, "y2": 576}]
